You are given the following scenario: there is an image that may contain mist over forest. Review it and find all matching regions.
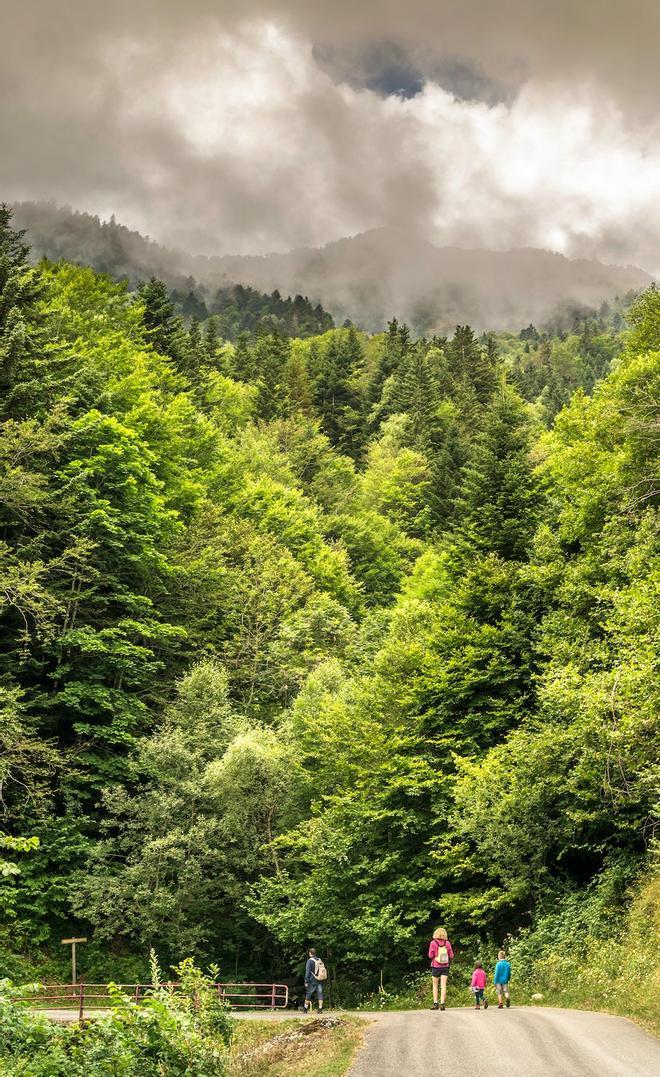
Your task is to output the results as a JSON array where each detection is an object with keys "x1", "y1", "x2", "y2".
[
  {"x1": 13, "y1": 200, "x2": 651, "y2": 335},
  {"x1": 0, "y1": 2, "x2": 659, "y2": 1072}
]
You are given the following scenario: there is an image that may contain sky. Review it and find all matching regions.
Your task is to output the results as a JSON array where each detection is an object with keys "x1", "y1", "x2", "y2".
[{"x1": 3, "y1": 1, "x2": 660, "y2": 271}]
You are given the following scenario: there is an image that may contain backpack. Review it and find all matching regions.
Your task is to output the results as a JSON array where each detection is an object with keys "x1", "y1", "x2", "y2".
[
  {"x1": 314, "y1": 958, "x2": 328, "y2": 981},
  {"x1": 434, "y1": 940, "x2": 449, "y2": 965}
]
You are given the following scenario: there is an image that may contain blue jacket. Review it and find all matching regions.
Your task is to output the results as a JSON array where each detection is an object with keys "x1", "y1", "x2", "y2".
[{"x1": 493, "y1": 959, "x2": 511, "y2": 985}]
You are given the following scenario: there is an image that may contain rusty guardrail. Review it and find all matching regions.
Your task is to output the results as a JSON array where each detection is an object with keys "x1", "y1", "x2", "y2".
[{"x1": 11, "y1": 981, "x2": 289, "y2": 1019}]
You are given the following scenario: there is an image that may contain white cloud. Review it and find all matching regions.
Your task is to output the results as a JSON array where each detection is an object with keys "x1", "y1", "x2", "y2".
[{"x1": 2, "y1": 3, "x2": 660, "y2": 272}]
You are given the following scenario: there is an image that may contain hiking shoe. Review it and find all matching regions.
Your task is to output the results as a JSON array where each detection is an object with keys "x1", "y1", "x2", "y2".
[
  {"x1": 475, "y1": 1004, "x2": 480, "y2": 1009},
  {"x1": 506, "y1": 998, "x2": 510, "y2": 1008},
  {"x1": 498, "y1": 1003, "x2": 503, "y2": 1009},
  {"x1": 440, "y1": 1003, "x2": 446, "y2": 1011},
  {"x1": 484, "y1": 999, "x2": 489, "y2": 1009},
  {"x1": 431, "y1": 1003, "x2": 439, "y2": 1010}
]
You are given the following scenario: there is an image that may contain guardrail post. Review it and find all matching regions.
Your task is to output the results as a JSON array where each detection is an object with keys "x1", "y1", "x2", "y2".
[
  {"x1": 271, "y1": 984, "x2": 276, "y2": 1010},
  {"x1": 78, "y1": 982, "x2": 84, "y2": 1022}
]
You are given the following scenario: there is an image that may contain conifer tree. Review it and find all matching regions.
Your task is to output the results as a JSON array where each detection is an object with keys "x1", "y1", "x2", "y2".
[
  {"x1": 455, "y1": 386, "x2": 538, "y2": 561},
  {"x1": 252, "y1": 332, "x2": 290, "y2": 419},
  {"x1": 366, "y1": 318, "x2": 410, "y2": 415},
  {"x1": 0, "y1": 204, "x2": 50, "y2": 418},
  {"x1": 138, "y1": 276, "x2": 186, "y2": 364},
  {"x1": 312, "y1": 327, "x2": 364, "y2": 456}
]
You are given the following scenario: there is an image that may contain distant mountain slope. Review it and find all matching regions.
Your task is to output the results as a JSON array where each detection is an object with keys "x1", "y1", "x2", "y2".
[
  {"x1": 10, "y1": 201, "x2": 333, "y2": 338},
  {"x1": 209, "y1": 228, "x2": 652, "y2": 333},
  {"x1": 12, "y1": 202, "x2": 652, "y2": 333}
]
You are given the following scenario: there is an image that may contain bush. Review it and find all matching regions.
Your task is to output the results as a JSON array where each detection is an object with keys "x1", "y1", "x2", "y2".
[
  {"x1": 0, "y1": 954, "x2": 234, "y2": 1075},
  {"x1": 508, "y1": 857, "x2": 660, "y2": 1034}
]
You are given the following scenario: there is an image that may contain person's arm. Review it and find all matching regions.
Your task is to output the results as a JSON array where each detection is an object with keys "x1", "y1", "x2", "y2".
[
  {"x1": 304, "y1": 958, "x2": 313, "y2": 984},
  {"x1": 446, "y1": 940, "x2": 454, "y2": 962},
  {"x1": 428, "y1": 940, "x2": 437, "y2": 961}
]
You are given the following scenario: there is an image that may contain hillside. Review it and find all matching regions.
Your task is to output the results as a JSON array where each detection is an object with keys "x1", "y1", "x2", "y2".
[
  {"x1": 11, "y1": 203, "x2": 651, "y2": 333},
  {"x1": 10, "y1": 201, "x2": 333, "y2": 339},
  {"x1": 210, "y1": 227, "x2": 652, "y2": 333},
  {"x1": 0, "y1": 202, "x2": 658, "y2": 1053}
]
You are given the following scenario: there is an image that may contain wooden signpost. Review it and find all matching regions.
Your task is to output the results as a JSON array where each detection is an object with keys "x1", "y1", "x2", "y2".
[{"x1": 61, "y1": 937, "x2": 87, "y2": 984}]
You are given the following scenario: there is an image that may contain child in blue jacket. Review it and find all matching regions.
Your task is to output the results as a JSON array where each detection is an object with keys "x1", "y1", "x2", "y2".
[{"x1": 493, "y1": 950, "x2": 511, "y2": 1008}]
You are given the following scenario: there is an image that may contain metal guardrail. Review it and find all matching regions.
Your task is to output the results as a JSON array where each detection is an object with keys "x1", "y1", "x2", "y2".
[{"x1": 12, "y1": 981, "x2": 289, "y2": 1019}]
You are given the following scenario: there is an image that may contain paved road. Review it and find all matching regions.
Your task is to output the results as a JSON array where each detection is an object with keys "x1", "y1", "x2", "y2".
[{"x1": 348, "y1": 1007, "x2": 660, "y2": 1077}]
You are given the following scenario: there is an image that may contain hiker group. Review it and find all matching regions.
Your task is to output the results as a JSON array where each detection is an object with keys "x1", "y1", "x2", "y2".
[
  {"x1": 429, "y1": 927, "x2": 511, "y2": 1011},
  {"x1": 302, "y1": 932, "x2": 511, "y2": 1013}
]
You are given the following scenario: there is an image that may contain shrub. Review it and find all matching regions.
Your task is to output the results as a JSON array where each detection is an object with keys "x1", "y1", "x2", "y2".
[{"x1": 0, "y1": 954, "x2": 234, "y2": 1075}]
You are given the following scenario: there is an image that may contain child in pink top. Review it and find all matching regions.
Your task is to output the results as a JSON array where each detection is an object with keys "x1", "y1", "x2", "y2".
[{"x1": 471, "y1": 962, "x2": 488, "y2": 1009}]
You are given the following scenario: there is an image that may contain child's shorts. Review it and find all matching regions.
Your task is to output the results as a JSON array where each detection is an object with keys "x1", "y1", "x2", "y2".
[
  {"x1": 305, "y1": 982, "x2": 323, "y2": 1001},
  {"x1": 495, "y1": 983, "x2": 510, "y2": 992}
]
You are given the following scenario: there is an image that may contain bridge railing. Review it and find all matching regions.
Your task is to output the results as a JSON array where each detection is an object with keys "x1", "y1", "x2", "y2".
[{"x1": 11, "y1": 981, "x2": 289, "y2": 1018}]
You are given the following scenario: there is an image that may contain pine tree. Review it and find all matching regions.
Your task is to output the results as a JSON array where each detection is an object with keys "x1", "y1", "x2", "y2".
[
  {"x1": 252, "y1": 332, "x2": 290, "y2": 419},
  {"x1": 0, "y1": 204, "x2": 51, "y2": 418},
  {"x1": 138, "y1": 277, "x2": 186, "y2": 364},
  {"x1": 366, "y1": 318, "x2": 409, "y2": 415},
  {"x1": 312, "y1": 327, "x2": 364, "y2": 456},
  {"x1": 203, "y1": 316, "x2": 221, "y2": 368},
  {"x1": 281, "y1": 344, "x2": 314, "y2": 416},
  {"x1": 455, "y1": 386, "x2": 538, "y2": 561}
]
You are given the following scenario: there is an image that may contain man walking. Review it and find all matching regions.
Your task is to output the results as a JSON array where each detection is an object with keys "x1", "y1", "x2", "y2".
[{"x1": 303, "y1": 948, "x2": 326, "y2": 1013}]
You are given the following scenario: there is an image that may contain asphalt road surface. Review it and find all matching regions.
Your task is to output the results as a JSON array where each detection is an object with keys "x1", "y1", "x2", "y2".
[{"x1": 348, "y1": 1007, "x2": 660, "y2": 1077}]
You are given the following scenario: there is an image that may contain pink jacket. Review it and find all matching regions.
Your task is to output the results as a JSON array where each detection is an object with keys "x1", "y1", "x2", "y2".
[
  {"x1": 428, "y1": 938, "x2": 454, "y2": 968},
  {"x1": 471, "y1": 968, "x2": 487, "y2": 990}
]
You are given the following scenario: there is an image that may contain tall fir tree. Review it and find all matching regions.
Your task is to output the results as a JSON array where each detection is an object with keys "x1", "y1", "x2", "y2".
[
  {"x1": 0, "y1": 204, "x2": 53, "y2": 419},
  {"x1": 138, "y1": 277, "x2": 187, "y2": 367},
  {"x1": 454, "y1": 385, "x2": 538, "y2": 561}
]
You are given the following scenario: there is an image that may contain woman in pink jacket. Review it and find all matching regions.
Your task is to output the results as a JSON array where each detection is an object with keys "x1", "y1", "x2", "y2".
[{"x1": 428, "y1": 927, "x2": 454, "y2": 1010}]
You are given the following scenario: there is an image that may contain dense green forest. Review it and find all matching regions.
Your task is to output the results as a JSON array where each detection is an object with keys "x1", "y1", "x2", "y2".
[{"x1": 0, "y1": 205, "x2": 657, "y2": 1007}]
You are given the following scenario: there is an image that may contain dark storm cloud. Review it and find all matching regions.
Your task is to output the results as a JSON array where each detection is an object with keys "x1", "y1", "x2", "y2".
[
  {"x1": 313, "y1": 41, "x2": 509, "y2": 104},
  {"x1": 2, "y1": 1, "x2": 660, "y2": 268}
]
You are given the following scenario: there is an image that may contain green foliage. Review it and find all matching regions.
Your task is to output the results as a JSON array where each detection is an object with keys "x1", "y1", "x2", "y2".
[
  {"x1": 0, "y1": 955, "x2": 233, "y2": 1075},
  {"x1": 508, "y1": 857, "x2": 660, "y2": 1034},
  {"x1": 0, "y1": 207, "x2": 656, "y2": 1030}
]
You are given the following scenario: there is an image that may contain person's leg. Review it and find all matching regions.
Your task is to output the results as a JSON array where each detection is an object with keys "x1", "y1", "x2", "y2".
[
  {"x1": 440, "y1": 973, "x2": 448, "y2": 1007},
  {"x1": 432, "y1": 974, "x2": 439, "y2": 1005},
  {"x1": 505, "y1": 985, "x2": 510, "y2": 1007},
  {"x1": 304, "y1": 985, "x2": 312, "y2": 1013},
  {"x1": 496, "y1": 984, "x2": 503, "y2": 1008},
  {"x1": 474, "y1": 988, "x2": 482, "y2": 1008},
  {"x1": 317, "y1": 984, "x2": 324, "y2": 1012}
]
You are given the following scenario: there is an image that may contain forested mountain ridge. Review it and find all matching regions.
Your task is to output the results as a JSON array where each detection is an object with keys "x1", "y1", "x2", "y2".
[
  {"x1": 206, "y1": 226, "x2": 652, "y2": 333},
  {"x1": 10, "y1": 201, "x2": 334, "y2": 339},
  {"x1": 12, "y1": 200, "x2": 651, "y2": 335},
  {"x1": 0, "y1": 206, "x2": 657, "y2": 1022}
]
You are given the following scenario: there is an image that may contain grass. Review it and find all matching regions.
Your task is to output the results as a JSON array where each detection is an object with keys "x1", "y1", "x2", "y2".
[
  {"x1": 508, "y1": 866, "x2": 660, "y2": 1038},
  {"x1": 229, "y1": 1016, "x2": 367, "y2": 1077}
]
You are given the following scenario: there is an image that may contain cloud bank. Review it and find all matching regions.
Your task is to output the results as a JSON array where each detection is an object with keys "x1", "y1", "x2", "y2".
[{"x1": 3, "y1": 1, "x2": 660, "y2": 270}]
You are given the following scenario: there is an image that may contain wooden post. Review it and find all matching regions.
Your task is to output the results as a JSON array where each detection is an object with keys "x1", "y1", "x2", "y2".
[
  {"x1": 61, "y1": 937, "x2": 87, "y2": 985},
  {"x1": 271, "y1": 983, "x2": 276, "y2": 1010},
  {"x1": 78, "y1": 981, "x2": 84, "y2": 1022}
]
